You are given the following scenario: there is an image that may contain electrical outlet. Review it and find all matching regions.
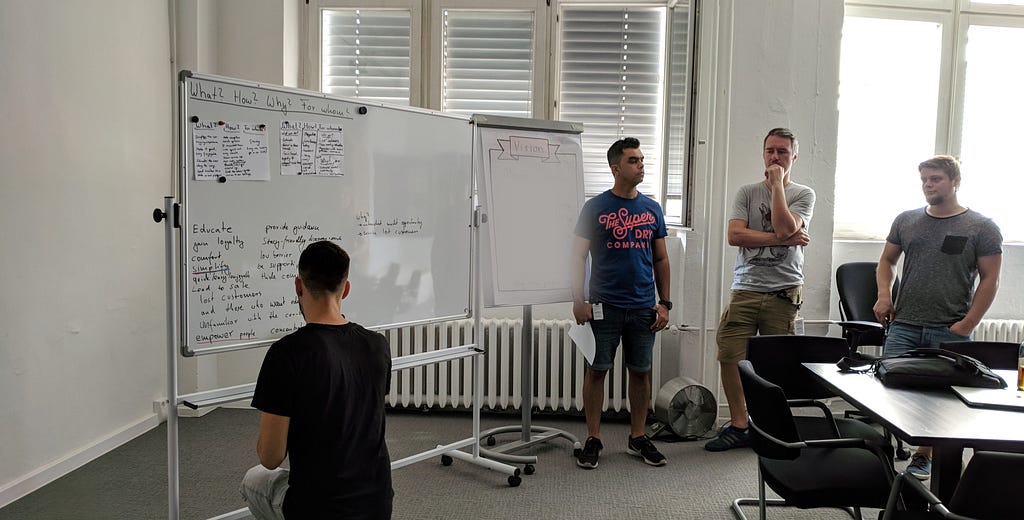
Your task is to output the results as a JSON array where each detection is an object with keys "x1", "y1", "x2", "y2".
[{"x1": 153, "y1": 399, "x2": 169, "y2": 421}]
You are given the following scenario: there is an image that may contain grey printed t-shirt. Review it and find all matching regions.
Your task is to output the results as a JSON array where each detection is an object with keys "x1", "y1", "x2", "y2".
[
  {"x1": 729, "y1": 181, "x2": 815, "y2": 291},
  {"x1": 889, "y1": 208, "x2": 1002, "y2": 327}
]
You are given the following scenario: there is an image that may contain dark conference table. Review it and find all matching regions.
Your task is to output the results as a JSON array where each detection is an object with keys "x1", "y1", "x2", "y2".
[{"x1": 803, "y1": 362, "x2": 1024, "y2": 502}]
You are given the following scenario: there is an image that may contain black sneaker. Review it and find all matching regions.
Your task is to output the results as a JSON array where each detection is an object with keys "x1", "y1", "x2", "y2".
[
  {"x1": 704, "y1": 425, "x2": 751, "y2": 452},
  {"x1": 627, "y1": 434, "x2": 667, "y2": 466},
  {"x1": 576, "y1": 436, "x2": 602, "y2": 469}
]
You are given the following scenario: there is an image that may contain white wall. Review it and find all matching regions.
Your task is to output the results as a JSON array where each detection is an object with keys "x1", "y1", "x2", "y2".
[
  {"x1": 0, "y1": 0, "x2": 171, "y2": 504},
  {"x1": 677, "y1": 0, "x2": 844, "y2": 386}
]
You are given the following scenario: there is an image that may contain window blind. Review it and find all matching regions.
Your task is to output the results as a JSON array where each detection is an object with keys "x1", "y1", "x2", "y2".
[
  {"x1": 321, "y1": 9, "x2": 412, "y2": 105},
  {"x1": 558, "y1": 7, "x2": 667, "y2": 198},
  {"x1": 441, "y1": 10, "x2": 534, "y2": 118},
  {"x1": 664, "y1": 5, "x2": 691, "y2": 223}
]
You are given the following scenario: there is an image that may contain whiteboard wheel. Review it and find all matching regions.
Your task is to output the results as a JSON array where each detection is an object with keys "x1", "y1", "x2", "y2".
[{"x1": 441, "y1": 455, "x2": 453, "y2": 466}]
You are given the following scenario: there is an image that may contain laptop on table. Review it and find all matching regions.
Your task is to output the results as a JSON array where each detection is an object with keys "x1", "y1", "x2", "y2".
[{"x1": 952, "y1": 386, "x2": 1024, "y2": 412}]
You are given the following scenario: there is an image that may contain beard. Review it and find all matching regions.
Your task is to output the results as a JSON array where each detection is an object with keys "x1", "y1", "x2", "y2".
[{"x1": 925, "y1": 193, "x2": 945, "y2": 205}]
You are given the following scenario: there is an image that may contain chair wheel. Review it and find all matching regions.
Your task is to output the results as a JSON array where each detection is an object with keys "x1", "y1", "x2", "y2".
[
  {"x1": 896, "y1": 448, "x2": 912, "y2": 461},
  {"x1": 523, "y1": 464, "x2": 535, "y2": 475},
  {"x1": 573, "y1": 448, "x2": 582, "y2": 457},
  {"x1": 508, "y1": 475, "x2": 522, "y2": 487},
  {"x1": 441, "y1": 455, "x2": 453, "y2": 466}
]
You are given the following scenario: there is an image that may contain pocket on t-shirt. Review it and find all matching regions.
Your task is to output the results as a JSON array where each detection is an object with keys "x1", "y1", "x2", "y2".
[{"x1": 940, "y1": 235, "x2": 967, "y2": 255}]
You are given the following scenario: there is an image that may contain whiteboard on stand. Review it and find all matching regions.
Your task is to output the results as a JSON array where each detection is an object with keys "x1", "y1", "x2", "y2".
[
  {"x1": 179, "y1": 72, "x2": 474, "y2": 354},
  {"x1": 474, "y1": 115, "x2": 585, "y2": 307}
]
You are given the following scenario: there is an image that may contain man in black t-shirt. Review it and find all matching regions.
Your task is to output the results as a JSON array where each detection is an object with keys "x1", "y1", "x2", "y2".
[{"x1": 240, "y1": 241, "x2": 393, "y2": 519}]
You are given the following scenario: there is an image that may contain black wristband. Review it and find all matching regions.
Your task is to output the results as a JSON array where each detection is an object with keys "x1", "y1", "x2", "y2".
[{"x1": 658, "y1": 300, "x2": 673, "y2": 311}]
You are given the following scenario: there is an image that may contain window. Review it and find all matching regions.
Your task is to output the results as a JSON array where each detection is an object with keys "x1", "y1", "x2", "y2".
[
  {"x1": 957, "y1": 20, "x2": 1024, "y2": 242},
  {"x1": 309, "y1": 1, "x2": 696, "y2": 226},
  {"x1": 315, "y1": 2, "x2": 420, "y2": 106},
  {"x1": 557, "y1": 7, "x2": 667, "y2": 199},
  {"x1": 836, "y1": 1, "x2": 1024, "y2": 241},
  {"x1": 664, "y1": 4, "x2": 693, "y2": 223},
  {"x1": 834, "y1": 14, "x2": 944, "y2": 239},
  {"x1": 440, "y1": 10, "x2": 535, "y2": 118}
]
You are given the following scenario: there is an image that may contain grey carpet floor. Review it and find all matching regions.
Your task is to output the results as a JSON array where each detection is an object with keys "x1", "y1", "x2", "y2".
[{"x1": 0, "y1": 408, "x2": 887, "y2": 519}]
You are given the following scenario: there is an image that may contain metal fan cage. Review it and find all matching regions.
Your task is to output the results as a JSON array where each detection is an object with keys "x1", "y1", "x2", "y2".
[{"x1": 652, "y1": 376, "x2": 717, "y2": 438}]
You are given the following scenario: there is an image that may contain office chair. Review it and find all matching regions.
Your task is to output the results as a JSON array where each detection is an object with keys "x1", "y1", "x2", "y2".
[
  {"x1": 732, "y1": 360, "x2": 896, "y2": 520},
  {"x1": 881, "y1": 451, "x2": 1024, "y2": 520},
  {"x1": 938, "y1": 341, "x2": 1019, "y2": 370},
  {"x1": 746, "y1": 335, "x2": 851, "y2": 400},
  {"x1": 836, "y1": 262, "x2": 912, "y2": 460},
  {"x1": 836, "y1": 262, "x2": 899, "y2": 354}
]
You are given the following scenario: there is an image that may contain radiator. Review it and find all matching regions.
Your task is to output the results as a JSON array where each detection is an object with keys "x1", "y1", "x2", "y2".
[
  {"x1": 383, "y1": 318, "x2": 661, "y2": 413},
  {"x1": 973, "y1": 319, "x2": 1024, "y2": 343}
]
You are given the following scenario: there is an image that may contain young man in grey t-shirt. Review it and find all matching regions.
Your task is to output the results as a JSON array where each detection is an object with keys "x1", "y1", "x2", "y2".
[
  {"x1": 704, "y1": 128, "x2": 816, "y2": 452},
  {"x1": 873, "y1": 154, "x2": 1003, "y2": 480}
]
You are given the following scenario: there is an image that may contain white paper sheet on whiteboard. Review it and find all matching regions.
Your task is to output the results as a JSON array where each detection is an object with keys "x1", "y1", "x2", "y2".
[{"x1": 568, "y1": 321, "x2": 595, "y2": 365}]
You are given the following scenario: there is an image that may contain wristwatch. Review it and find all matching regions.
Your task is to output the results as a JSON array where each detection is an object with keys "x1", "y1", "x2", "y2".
[{"x1": 658, "y1": 300, "x2": 673, "y2": 311}]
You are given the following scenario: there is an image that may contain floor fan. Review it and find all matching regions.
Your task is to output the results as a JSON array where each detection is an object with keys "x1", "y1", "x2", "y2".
[{"x1": 648, "y1": 376, "x2": 717, "y2": 440}]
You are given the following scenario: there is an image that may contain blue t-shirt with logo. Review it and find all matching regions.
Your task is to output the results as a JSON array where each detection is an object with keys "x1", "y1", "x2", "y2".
[{"x1": 574, "y1": 190, "x2": 667, "y2": 309}]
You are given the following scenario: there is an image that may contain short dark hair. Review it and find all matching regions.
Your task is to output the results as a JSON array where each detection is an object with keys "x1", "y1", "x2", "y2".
[
  {"x1": 607, "y1": 137, "x2": 641, "y2": 166},
  {"x1": 297, "y1": 241, "x2": 350, "y2": 297},
  {"x1": 764, "y1": 127, "x2": 798, "y2": 154},
  {"x1": 919, "y1": 155, "x2": 961, "y2": 182}
]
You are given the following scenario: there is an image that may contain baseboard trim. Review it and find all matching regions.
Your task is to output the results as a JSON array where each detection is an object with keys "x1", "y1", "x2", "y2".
[{"x1": 0, "y1": 413, "x2": 161, "y2": 508}]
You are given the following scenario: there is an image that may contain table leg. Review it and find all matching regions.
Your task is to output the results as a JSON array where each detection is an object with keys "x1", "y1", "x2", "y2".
[{"x1": 930, "y1": 443, "x2": 963, "y2": 503}]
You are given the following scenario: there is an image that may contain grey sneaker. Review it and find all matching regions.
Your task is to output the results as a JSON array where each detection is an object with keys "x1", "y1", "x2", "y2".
[
  {"x1": 907, "y1": 453, "x2": 932, "y2": 480},
  {"x1": 627, "y1": 434, "x2": 667, "y2": 466},
  {"x1": 704, "y1": 425, "x2": 751, "y2": 452},
  {"x1": 576, "y1": 436, "x2": 602, "y2": 469}
]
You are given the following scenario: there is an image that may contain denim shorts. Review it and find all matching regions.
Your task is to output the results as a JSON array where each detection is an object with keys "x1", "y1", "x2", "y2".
[
  {"x1": 588, "y1": 303, "x2": 656, "y2": 372},
  {"x1": 883, "y1": 321, "x2": 971, "y2": 356}
]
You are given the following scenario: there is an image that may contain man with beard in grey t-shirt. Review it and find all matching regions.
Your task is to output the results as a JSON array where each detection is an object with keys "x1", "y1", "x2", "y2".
[{"x1": 873, "y1": 154, "x2": 1002, "y2": 481}]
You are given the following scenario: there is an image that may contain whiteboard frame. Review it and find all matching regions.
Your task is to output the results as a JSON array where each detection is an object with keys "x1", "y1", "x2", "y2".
[{"x1": 177, "y1": 71, "x2": 474, "y2": 356}]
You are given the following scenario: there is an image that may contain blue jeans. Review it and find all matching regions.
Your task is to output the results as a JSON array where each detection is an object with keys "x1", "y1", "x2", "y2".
[
  {"x1": 588, "y1": 303, "x2": 656, "y2": 372},
  {"x1": 240, "y1": 465, "x2": 288, "y2": 520},
  {"x1": 883, "y1": 322, "x2": 971, "y2": 356}
]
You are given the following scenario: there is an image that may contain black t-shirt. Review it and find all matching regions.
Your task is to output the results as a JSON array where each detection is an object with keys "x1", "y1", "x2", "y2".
[{"x1": 252, "y1": 322, "x2": 393, "y2": 519}]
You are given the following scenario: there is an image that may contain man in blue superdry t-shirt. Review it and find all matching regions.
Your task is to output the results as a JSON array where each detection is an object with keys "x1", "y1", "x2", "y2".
[{"x1": 571, "y1": 137, "x2": 671, "y2": 470}]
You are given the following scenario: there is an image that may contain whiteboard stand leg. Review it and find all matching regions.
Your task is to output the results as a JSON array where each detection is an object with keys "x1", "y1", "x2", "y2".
[
  {"x1": 477, "y1": 305, "x2": 581, "y2": 468},
  {"x1": 432, "y1": 317, "x2": 520, "y2": 487},
  {"x1": 160, "y1": 197, "x2": 181, "y2": 520}
]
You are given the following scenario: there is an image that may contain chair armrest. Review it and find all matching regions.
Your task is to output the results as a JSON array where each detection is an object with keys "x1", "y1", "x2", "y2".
[
  {"x1": 786, "y1": 399, "x2": 841, "y2": 437},
  {"x1": 837, "y1": 320, "x2": 884, "y2": 333},
  {"x1": 802, "y1": 437, "x2": 870, "y2": 449}
]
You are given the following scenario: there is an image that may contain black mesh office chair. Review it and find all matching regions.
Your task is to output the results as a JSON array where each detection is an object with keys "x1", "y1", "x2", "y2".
[
  {"x1": 881, "y1": 451, "x2": 1024, "y2": 519},
  {"x1": 836, "y1": 262, "x2": 899, "y2": 354},
  {"x1": 732, "y1": 360, "x2": 896, "y2": 520},
  {"x1": 938, "y1": 341, "x2": 1018, "y2": 370}
]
